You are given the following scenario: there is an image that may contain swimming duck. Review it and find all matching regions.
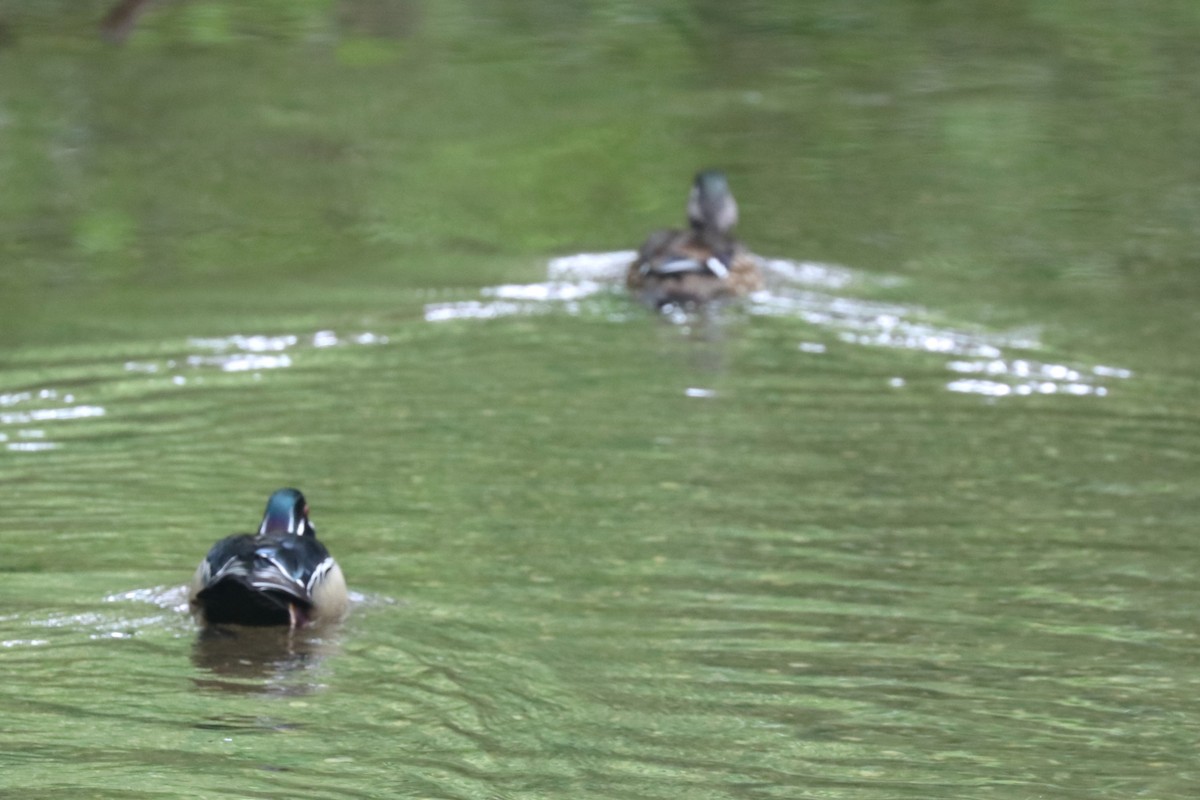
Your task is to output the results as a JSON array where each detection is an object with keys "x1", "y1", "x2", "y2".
[
  {"x1": 189, "y1": 488, "x2": 348, "y2": 628},
  {"x1": 627, "y1": 170, "x2": 763, "y2": 308}
]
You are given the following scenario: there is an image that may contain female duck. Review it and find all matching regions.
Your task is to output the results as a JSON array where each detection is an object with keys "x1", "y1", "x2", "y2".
[
  {"x1": 189, "y1": 488, "x2": 348, "y2": 628},
  {"x1": 627, "y1": 170, "x2": 763, "y2": 308}
]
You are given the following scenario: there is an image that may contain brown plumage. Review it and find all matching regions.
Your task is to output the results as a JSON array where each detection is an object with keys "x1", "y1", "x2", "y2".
[{"x1": 628, "y1": 171, "x2": 763, "y2": 308}]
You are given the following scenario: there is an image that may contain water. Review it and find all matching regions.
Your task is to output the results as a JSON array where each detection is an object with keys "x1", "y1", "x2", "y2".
[{"x1": 3, "y1": 2, "x2": 1200, "y2": 798}]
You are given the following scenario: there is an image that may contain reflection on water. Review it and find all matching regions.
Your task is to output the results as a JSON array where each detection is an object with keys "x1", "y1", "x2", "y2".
[
  {"x1": 99, "y1": 0, "x2": 156, "y2": 44},
  {"x1": 0, "y1": 586, "x2": 193, "y2": 650},
  {"x1": 945, "y1": 357, "x2": 1132, "y2": 397},
  {"x1": 3, "y1": 3, "x2": 1199, "y2": 798},
  {"x1": 0, "y1": 388, "x2": 105, "y2": 452},
  {"x1": 0, "y1": 329, "x2": 388, "y2": 454},
  {"x1": 130, "y1": 330, "x2": 390, "y2": 376},
  {"x1": 426, "y1": 251, "x2": 1133, "y2": 399},
  {"x1": 190, "y1": 625, "x2": 343, "y2": 696},
  {"x1": 101, "y1": 585, "x2": 386, "y2": 696},
  {"x1": 423, "y1": 252, "x2": 635, "y2": 322},
  {"x1": 104, "y1": 585, "x2": 190, "y2": 613}
]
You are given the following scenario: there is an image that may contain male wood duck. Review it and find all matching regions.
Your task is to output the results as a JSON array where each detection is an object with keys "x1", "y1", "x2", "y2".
[
  {"x1": 627, "y1": 170, "x2": 763, "y2": 308},
  {"x1": 189, "y1": 488, "x2": 348, "y2": 628}
]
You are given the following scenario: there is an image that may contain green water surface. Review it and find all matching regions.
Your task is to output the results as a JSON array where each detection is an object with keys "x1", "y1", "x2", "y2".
[{"x1": 2, "y1": 2, "x2": 1200, "y2": 799}]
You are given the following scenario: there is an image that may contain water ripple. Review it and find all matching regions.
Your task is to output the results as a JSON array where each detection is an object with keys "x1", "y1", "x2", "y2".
[
  {"x1": 181, "y1": 329, "x2": 388, "y2": 373},
  {"x1": 0, "y1": 387, "x2": 106, "y2": 452},
  {"x1": 423, "y1": 251, "x2": 1132, "y2": 399},
  {"x1": 2, "y1": 328, "x2": 388, "y2": 455}
]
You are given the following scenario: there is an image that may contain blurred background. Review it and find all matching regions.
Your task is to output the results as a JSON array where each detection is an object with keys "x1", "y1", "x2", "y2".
[
  {"x1": 2, "y1": 2, "x2": 1199, "y2": 799},
  {"x1": 3, "y1": 0, "x2": 1198, "y2": 349}
]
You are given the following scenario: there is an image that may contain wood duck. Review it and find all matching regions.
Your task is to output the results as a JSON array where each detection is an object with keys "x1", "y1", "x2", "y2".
[
  {"x1": 627, "y1": 170, "x2": 763, "y2": 308},
  {"x1": 189, "y1": 488, "x2": 348, "y2": 628}
]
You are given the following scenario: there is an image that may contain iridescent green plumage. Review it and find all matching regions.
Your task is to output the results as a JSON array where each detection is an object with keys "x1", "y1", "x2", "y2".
[{"x1": 189, "y1": 488, "x2": 348, "y2": 628}]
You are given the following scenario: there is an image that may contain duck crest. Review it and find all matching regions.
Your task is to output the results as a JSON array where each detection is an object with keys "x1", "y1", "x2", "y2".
[{"x1": 258, "y1": 487, "x2": 313, "y2": 536}]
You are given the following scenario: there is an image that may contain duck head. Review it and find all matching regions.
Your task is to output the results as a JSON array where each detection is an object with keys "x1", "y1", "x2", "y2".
[
  {"x1": 686, "y1": 170, "x2": 739, "y2": 235},
  {"x1": 258, "y1": 488, "x2": 315, "y2": 537}
]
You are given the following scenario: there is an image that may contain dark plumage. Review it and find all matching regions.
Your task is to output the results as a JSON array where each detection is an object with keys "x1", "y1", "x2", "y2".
[
  {"x1": 188, "y1": 488, "x2": 348, "y2": 628},
  {"x1": 628, "y1": 170, "x2": 763, "y2": 308}
]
